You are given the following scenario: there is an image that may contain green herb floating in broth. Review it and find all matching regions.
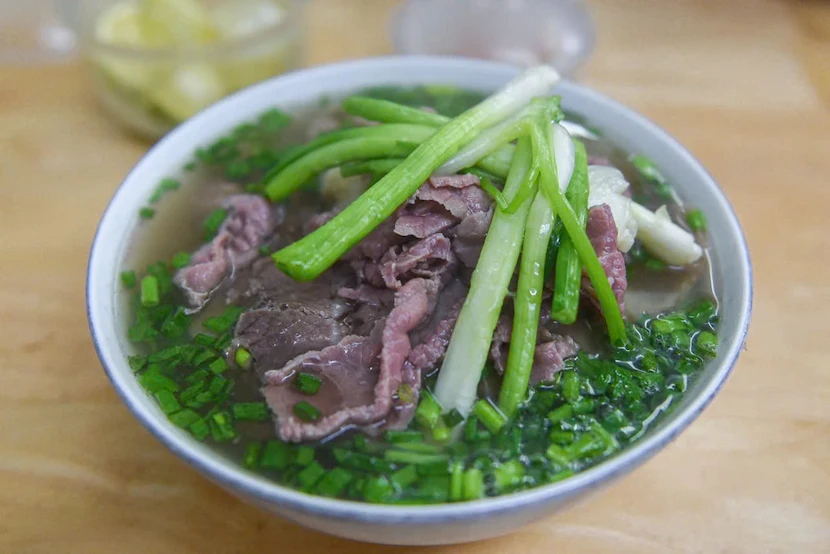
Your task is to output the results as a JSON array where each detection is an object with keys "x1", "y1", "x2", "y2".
[{"x1": 121, "y1": 66, "x2": 716, "y2": 505}]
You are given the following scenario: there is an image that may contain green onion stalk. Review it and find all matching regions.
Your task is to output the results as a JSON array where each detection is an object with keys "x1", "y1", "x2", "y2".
[{"x1": 498, "y1": 121, "x2": 575, "y2": 419}]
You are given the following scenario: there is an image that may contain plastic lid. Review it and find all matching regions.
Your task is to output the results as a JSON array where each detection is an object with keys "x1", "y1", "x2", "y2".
[{"x1": 390, "y1": 0, "x2": 596, "y2": 78}]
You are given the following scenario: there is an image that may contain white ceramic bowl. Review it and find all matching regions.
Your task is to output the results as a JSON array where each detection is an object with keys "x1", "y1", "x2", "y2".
[{"x1": 87, "y1": 56, "x2": 752, "y2": 546}]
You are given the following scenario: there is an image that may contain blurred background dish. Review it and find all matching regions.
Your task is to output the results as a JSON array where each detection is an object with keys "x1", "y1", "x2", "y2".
[
  {"x1": 0, "y1": 0, "x2": 78, "y2": 64},
  {"x1": 73, "y1": 0, "x2": 308, "y2": 139},
  {"x1": 390, "y1": 0, "x2": 595, "y2": 77}
]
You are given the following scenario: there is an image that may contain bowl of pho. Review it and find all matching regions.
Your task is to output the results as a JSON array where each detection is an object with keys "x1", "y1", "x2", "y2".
[{"x1": 87, "y1": 56, "x2": 752, "y2": 545}]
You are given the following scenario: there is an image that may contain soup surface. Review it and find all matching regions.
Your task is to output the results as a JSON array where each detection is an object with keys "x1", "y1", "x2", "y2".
[{"x1": 122, "y1": 83, "x2": 718, "y2": 504}]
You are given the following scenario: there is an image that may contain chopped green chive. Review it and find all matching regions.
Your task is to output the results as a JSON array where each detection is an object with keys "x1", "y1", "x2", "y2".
[
  {"x1": 209, "y1": 411, "x2": 237, "y2": 442},
  {"x1": 631, "y1": 154, "x2": 672, "y2": 198},
  {"x1": 686, "y1": 209, "x2": 707, "y2": 232},
  {"x1": 390, "y1": 465, "x2": 419, "y2": 489},
  {"x1": 243, "y1": 442, "x2": 262, "y2": 468},
  {"x1": 646, "y1": 256, "x2": 668, "y2": 271},
  {"x1": 384, "y1": 450, "x2": 449, "y2": 465},
  {"x1": 316, "y1": 468, "x2": 353, "y2": 497},
  {"x1": 232, "y1": 402, "x2": 270, "y2": 421},
  {"x1": 293, "y1": 401, "x2": 321, "y2": 422},
  {"x1": 208, "y1": 357, "x2": 229, "y2": 375},
  {"x1": 203, "y1": 208, "x2": 228, "y2": 240},
  {"x1": 297, "y1": 461, "x2": 325, "y2": 489},
  {"x1": 171, "y1": 252, "x2": 192, "y2": 269},
  {"x1": 449, "y1": 462, "x2": 464, "y2": 501},
  {"x1": 695, "y1": 331, "x2": 718, "y2": 357},
  {"x1": 493, "y1": 460, "x2": 525, "y2": 492},
  {"x1": 169, "y1": 409, "x2": 201, "y2": 429},
  {"x1": 545, "y1": 444, "x2": 570, "y2": 468},
  {"x1": 120, "y1": 270, "x2": 137, "y2": 289},
  {"x1": 160, "y1": 308, "x2": 190, "y2": 339},
  {"x1": 154, "y1": 390, "x2": 181, "y2": 414},
  {"x1": 561, "y1": 371, "x2": 581, "y2": 403},
  {"x1": 462, "y1": 468, "x2": 484, "y2": 500},
  {"x1": 234, "y1": 347, "x2": 253, "y2": 369},
  {"x1": 188, "y1": 417, "x2": 210, "y2": 441},
  {"x1": 260, "y1": 441, "x2": 292, "y2": 470},
  {"x1": 363, "y1": 476, "x2": 395, "y2": 503},
  {"x1": 203, "y1": 306, "x2": 244, "y2": 333},
  {"x1": 443, "y1": 409, "x2": 464, "y2": 428},
  {"x1": 140, "y1": 275, "x2": 160, "y2": 307},
  {"x1": 414, "y1": 390, "x2": 442, "y2": 430},
  {"x1": 193, "y1": 334, "x2": 215, "y2": 348},
  {"x1": 472, "y1": 399, "x2": 506, "y2": 434},
  {"x1": 138, "y1": 367, "x2": 179, "y2": 394},
  {"x1": 139, "y1": 207, "x2": 156, "y2": 219},
  {"x1": 431, "y1": 425, "x2": 452, "y2": 443},
  {"x1": 294, "y1": 446, "x2": 315, "y2": 466},
  {"x1": 292, "y1": 372, "x2": 322, "y2": 395},
  {"x1": 149, "y1": 177, "x2": 181, "y2": 203},
  {"x1": 384, "y1": 430, "x2": 423, "y2": 443},
  {"x1": 127, "y1": 355, "x2": 146, "y2": 372}
]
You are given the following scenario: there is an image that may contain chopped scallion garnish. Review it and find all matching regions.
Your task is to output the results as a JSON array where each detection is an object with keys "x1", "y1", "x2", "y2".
[
  {"x1": 234, "y1": 347, "x2": 253, "y2": 369},
  {"x1": 292, "y1": 372, "x2": 322, "y2": 395},
  {"x1": 140, "y1": 275, "x2": 159, "y2": 307},
  {"x1": 232, "y1": 402, "x2": 270, "y2": 421},
  {"x1": 120, "y1": 270, "x2": 137, "y2": 289},
  {"x1": 293, "y1": 401, "x2": 321, "y2": 422}
]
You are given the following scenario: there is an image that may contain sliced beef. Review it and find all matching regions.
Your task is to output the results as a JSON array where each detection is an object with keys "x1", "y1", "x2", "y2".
[
  {"x1": 453, "y1": 208, "x2": 493, "y2": 268},
  {"x1": 489, "y1": 310, "x2": 578, "y2": 384},
  {"x1": 337, "y1": 284, "x2": 393, "y2": 306},
  {"x1": 414, "y1": 179, "x2": 491, "y2": 219},
  {"x1": 490, "y1": 314, "x2": 513, "y2": 374},
  {"x1": 407, "y1": 302, "x2": 460, "y2": 374},
  {"x1": 234, "y1": 299, "x2": 353, "y2": 378},
  {"x1": 583, "y1": 204, "x2": 627, "y2": 312},
  {"x1": 378, "y1": 279, "x2": 432, "y2": 409},
  {"x1": 228, "y1": 256, "x2": 354, "y2": 307},
  {"x1": 260, "y1": 278, "x2": 435, "y2": 442},
  {"x1": 347, "y1": 217, "x2": 403, "y2": 262},
  {"x1": 232, "y1": 258, "x2": 356, "y2": 376},
  {"x1": 531, "y1": 336, "x2": 579, "y2": 383},
  {"x1": 262, "y1": 335, "x2": 383, "y2": 442},
  {"x1": 175, "y1": 194, "x2": 276, "y2": 309},
  {"x1": 338, "y1": 285, "x2": 394, "y2": 337},
  {"x1": 428, "y1": 174, "x2": 481, "y2": 189},
  {"x1": 383, "y1": 279, "x2": 466, "y2": 430},
  {"x1": 379, "y1": 233, "x2": 456, "y2": 289},
  {"x1": 394, "y1": 201, "x2": 457, "y2": 239}
]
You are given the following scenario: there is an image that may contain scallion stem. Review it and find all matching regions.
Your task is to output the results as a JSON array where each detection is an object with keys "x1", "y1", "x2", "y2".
[
  {"x1": 550, "y1": 140, "x2": 589, "y2": 324},
  {"x1": 140, "y1": 275, "x2": 159, "y2": 307},
  {"x1": 265, "y1": 128, "x2": 434, "y2": 202},
  {"x1": 498, "y1": 190, "x2": 555, "y2": 418},
  {"x1": 342, "y1": 96, "x2": 449, "y2": 127}
]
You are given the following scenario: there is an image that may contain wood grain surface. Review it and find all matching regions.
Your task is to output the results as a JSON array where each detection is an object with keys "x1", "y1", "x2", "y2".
[{"x1": 1, "y1": 0, "x2": 829, "y2": 552}]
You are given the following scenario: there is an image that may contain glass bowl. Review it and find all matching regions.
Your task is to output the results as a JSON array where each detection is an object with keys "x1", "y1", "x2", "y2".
[
  {"x1": 75, "y1": 0, "x2": 307, "y2": 139},
  {"x1": 390, "y1": 0, "x2": 595, "y2": 78}
]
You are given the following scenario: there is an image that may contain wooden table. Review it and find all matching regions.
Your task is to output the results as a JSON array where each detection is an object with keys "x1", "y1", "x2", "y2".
[{"x1": 2, "y1": 1, "x2": 829, "y2": 552}]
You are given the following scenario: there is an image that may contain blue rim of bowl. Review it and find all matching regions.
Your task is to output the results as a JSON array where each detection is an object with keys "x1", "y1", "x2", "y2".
[{"x1": 87, "y1": 55, "x2": 753, "y2": 525}]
